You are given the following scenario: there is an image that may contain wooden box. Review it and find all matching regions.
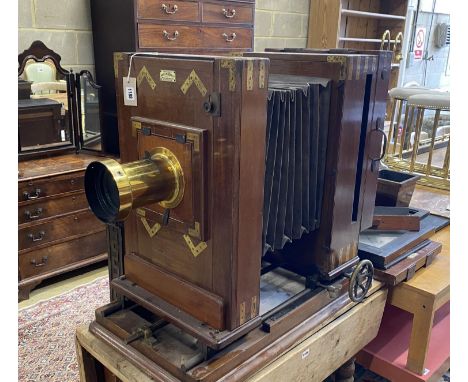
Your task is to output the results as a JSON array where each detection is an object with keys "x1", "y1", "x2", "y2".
[
  {"x1": 112, "y1": 53, "x2": 269, "y2": 331},
  {"x1": 18, "y1": 98, "x2": 65, "y2": 150},
  {"x1": 376, "y1": 169, "x2": 421, "y2": 207}
]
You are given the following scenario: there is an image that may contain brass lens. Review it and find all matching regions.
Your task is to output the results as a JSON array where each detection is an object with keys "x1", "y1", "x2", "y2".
[{"x1": 85, "y1": 147, "x2": 184, "y2": 223}]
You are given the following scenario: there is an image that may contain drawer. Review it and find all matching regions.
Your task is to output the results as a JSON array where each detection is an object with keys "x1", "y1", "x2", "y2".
[
  {"x1": 203, "y1": 26, "x2": 253, "y2": 49},
  {"x1": 19, "y1": 209, "x2": 104, "y2": 251},
  {"x1": 138, "y1": 0, "x2": 200, "y2": 22},
  {"x1": 202, "y1": 3, "x2": 254, "y2": 24},
  {"x1": 139, "y1": 23, "x2": 203, "y2": 49},
  {"x1": 19, "y1": 172, "x2": 84, "y2": 202},
  {"x1": 18, "y1": 192, "x2": 89, "y2": 225},
  {"x1": 19, "y1": 231, "x2": 107, "y2": 279}
]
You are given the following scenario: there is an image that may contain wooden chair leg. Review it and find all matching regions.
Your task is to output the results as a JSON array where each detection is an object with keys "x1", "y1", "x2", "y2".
[{"x1": 334, "y1": 357, "x2": 356, "y2": 382}]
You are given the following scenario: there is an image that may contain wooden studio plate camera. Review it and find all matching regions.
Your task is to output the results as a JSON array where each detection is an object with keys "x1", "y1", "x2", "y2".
[{"x1": 84, "y1": 49, "x2": 392, "y2": 381}]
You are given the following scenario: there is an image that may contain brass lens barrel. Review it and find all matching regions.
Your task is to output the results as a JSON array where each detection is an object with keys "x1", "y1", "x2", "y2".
[{"x1": 85, "y1": 147, "x2": 184, "y2": 223}]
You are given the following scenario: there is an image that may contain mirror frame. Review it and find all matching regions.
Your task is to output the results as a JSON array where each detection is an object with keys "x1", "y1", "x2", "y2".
[
  {"x1": 18, "y1": 41, "x2": 77, "y2": 160},
  {"x1": 75, "y1": 70, "x2": 104, "y2": 153}
]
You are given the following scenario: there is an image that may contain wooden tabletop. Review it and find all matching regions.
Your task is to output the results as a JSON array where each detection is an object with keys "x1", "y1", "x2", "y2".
[
  {"x1": 393, "y1": 185, "x2": 450, "y2": 304},
  {"x1": 18, "y1": 152, "x2": 109, "y2": 181},
  {"x1": 395, "y1": 226, "x2": 449, "y2": 301}
]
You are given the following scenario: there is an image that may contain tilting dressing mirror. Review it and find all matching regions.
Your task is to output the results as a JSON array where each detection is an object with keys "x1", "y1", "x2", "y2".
[
  {"x1": 18, "y1": 41, "x2": 105, "y2": 160},
  {"x1": 77, "y1": 70, "x2": 103, "y2": 151}
]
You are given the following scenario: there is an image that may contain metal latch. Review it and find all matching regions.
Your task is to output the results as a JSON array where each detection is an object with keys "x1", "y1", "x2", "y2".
[{"x1": 203, "y1": 92, "x2": 221, "y2": 116}]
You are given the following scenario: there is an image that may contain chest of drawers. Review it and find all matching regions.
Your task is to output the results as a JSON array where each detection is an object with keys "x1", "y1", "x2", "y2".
[
  {"x1": 18, "y1": 153, "x2": 108, "y2": 300},
  {"x1": 91, "y1": 0, "x2": 255, "y2": 155}
]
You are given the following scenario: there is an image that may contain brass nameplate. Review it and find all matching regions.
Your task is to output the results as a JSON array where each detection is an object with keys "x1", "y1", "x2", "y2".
[
  {"x1": 183, "y1": 235, "x2": 207, "y2": 257},
  {"x1": 141, "y1": 217, "x2": 161, "y2": 238},
  {"x1": 247, "y1": 60, "x2": 254, "y2": 91},
  {"x1": 160, "y1": 70, "x2": 176, "y2": 83},
  {"x1": 137, "y1": 66, "x2": 157, "y2": 90},
  {"x1": 180, "y1": 70, "x2": 207, "y2": 96}
]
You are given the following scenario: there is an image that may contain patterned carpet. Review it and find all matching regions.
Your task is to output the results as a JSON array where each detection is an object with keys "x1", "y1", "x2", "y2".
[{"x1": 18, "y1": 277, "x2": 110, "y2": 382}]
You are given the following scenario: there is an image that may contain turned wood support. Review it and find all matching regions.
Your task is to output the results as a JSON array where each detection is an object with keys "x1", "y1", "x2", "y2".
[{"x1": 334, "y1": 357, "x2": 356, "y2": 382}]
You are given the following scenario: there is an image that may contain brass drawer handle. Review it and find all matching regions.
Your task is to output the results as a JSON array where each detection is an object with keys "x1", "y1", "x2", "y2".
[
  {"x1": 28, "y1": 230, "x2": 46, "y2": 242},
  {"x1": 222, "y1": 8, "x2": 236, "y2": 18},
  {"x1": 163, "y1": 30, "x2": 179, "y2": 41},
  {"x1": 23, "y1": 188, "x2": 41, "y2": 200},
  {"x1": 222, "y1": 32, "x2": 237, "y2": 42},
  {"x1": 30, "y1": 256, "x2": 48, "y2": 268},
  {"x1": 161, "y1": 3, "x2": 178, "y2": 14},
  {"x1": 25, "y1": 207, "x2": 43, "y2": 220}
]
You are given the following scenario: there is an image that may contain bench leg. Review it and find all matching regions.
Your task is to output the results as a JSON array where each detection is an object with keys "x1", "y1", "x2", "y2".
[
  {"x1": 334, "y1": 357, "x2": 355, "y2": 382},
  {"x1": 406, "y1": 305, "x2": 435, "y2": 375}
]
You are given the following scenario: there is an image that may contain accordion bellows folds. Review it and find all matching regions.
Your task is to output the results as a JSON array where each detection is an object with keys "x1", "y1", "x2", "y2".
[{"x1": 263, "y1": 75, "x2": 331, "y2": 254}]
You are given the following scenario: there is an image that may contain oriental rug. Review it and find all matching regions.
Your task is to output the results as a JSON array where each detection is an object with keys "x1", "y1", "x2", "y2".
[{"x1": 18, "y1": 276, "x2": 109, "y2": 382}]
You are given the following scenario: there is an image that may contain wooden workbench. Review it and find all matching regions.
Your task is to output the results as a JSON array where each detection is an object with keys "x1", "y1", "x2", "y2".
[{"x1": 76, "y1": 282, "x2": 387, "y2": 382}]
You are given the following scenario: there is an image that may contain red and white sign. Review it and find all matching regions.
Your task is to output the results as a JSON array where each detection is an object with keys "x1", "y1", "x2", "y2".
[{"x1": 413, "y1": 27, "x2": 426, "y2": 60}]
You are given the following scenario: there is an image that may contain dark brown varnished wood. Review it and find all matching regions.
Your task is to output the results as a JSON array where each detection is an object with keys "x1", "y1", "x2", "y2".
[
  {"x1": 18, "y1": 152, "x2": 105, "y2": 180},
  {"x1": 138, "y1": 0, "x2": 201, "y2": 21},
  {"x1": 124, "y1": 254, "x2": 225, "y2": 330},
  {"x1": 203, "y1": 26, "x2": 253, "y2": 49},
  {"x1": 202, "y1": 3, "x2": 254, "y2": 25},
  {"x1": 18, "y1": 153, "x2": 108, "y2": 300},
  {"x1": 102, "y1": 279, "x2": 263, "y2": 350},
  {"x1": 19, "y1": 230, "x2": 107, "y2": 279},
  {"x1": 18, "y1": 191, "x2": 88, "y2": 225},
  {"x1": 373, "y1": 240, "x2": 442, "y2": 286},
  {"x1": 19, "y1": 209, "x2": 104, "y2": 252},
  {"x1": 113, "y1": 54, "x2": 269, "y2": 331},
  {"x1": 139, "y1": 24, "x2": 204, "y2": 49},
  {"x1": 18, "y1": 40, "x2": 69, "y2": 77},
  {"x1": 18, "y1": 253, "x2": 108, "y2": 301},
  {"x1": 90, "y1": 278, "x2": 364, "y2": 382}
]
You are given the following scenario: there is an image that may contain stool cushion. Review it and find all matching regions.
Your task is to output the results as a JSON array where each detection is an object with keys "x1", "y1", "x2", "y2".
[
  {"x1": 407, "y1": 93, "x2": 450, "y2": 110},
  {"x1": 388, "y1": 86, "x2": 440, "y2": 100}
]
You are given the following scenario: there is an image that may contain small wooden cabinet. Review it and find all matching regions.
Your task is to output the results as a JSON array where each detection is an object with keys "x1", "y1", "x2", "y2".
[
  {"x1": 18, "y1": 153, "x2": 108, "y2": 300},
  {"x1": 90, "y1": 0, "x2": 255, "y2": 155}
]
